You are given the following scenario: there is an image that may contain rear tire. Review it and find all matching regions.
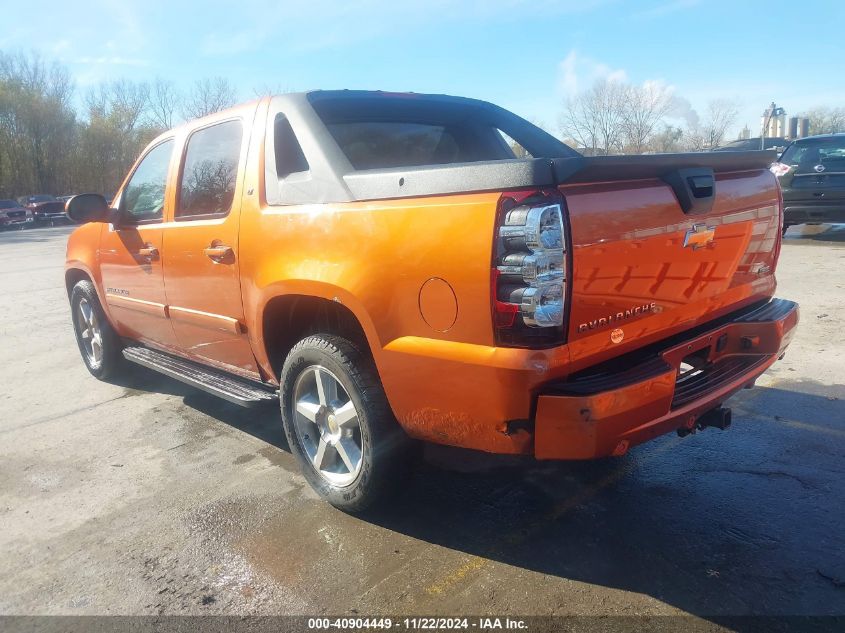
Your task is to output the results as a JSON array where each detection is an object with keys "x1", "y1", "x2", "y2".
[
  {"x1": 280, "y1": 334, "x2": 411, "y2": 512},
  {"x1": 70, "y1": 280, "x2": 124, "y2": 380}
]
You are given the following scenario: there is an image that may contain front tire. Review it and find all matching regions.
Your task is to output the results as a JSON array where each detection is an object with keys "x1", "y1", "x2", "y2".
[
  {"x1": 280, "y1": 334, "x2": 411, "y2": 512},
  {"x1": 70, "y1": 280, "x2": 124, "y2": 380}
]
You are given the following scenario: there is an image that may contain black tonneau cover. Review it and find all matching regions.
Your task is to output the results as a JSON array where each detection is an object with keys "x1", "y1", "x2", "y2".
[
  {"x1": 265, "y1": 92, "x2": 777, "y2": 204},
  {"x1": 340, "y1": 151, "x2": 777, "y2": 202},
  {"x1": 552, "y1": 150, "x2": 777, "y2": 184}
]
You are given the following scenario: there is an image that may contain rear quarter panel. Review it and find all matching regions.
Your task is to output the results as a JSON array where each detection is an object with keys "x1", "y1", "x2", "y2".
[
  {"x1": 237, "y1": 192, "x2": 554, "y2": 450},
  {"x1": 239, "y1": 192, "x2": 499, "y2": 350}
]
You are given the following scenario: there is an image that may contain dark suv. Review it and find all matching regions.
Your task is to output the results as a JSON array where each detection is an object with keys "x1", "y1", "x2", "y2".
[{"x1": 772, "y1": 134, "x2": 845, "y2": 233}]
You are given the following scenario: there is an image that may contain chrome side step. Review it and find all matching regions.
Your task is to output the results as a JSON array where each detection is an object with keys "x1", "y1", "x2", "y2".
[{"x1": 122, "y1": 346, "x2": 277, "y2": 408}]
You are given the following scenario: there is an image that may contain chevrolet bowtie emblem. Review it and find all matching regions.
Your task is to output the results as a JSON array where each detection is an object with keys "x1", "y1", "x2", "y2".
[{"x1": 683, "y1": 224, "x2": 715, "y2": 249}]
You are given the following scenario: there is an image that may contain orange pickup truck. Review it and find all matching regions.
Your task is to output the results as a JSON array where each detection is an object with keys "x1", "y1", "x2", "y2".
[{"x1": 65, "y1": 90, "x2": 798, "y2": 511}]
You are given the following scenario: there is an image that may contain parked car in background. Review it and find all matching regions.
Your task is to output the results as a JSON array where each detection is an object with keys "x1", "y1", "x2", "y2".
[
  {"x1": 19, "y1": 194, "x2": 67, "y2": 225},
  {"x1": 0, "y1": 199, "x2": 34, "y2": 230},
  {"x1": 771, "y1": 134, "x2": 845, "y2": 234},
  {"x1": 715, "y1": 137, "x2": 789, "y2": 153},
  {"x1": 57, "y1": 195, "x2": 75, "y2": 203}
]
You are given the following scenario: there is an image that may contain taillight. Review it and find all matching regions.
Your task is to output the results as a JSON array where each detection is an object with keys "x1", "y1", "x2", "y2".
[
  {"x1": 769, "y1": 162, "x2": 791, "y2": 178},
  {"x1": 492, "y1": 190, "x2": 569, "y2": 347}
]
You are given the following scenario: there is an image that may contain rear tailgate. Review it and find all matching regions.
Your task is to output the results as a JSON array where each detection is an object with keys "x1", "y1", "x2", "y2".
[{"x1": 554, "y1": 152, "x2": 781, "y2": 365}]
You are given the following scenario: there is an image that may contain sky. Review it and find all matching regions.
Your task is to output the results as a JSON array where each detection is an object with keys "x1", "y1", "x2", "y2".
[{"x1": 4, "y1": 0, "x2": 845, "y2": 138}]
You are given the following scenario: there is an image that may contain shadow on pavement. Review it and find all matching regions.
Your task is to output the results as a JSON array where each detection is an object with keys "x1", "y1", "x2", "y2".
[
  {"x1": 107, "y1": 350, "x2": 845, "y2": 617},
  {"x1": 784, "y1": 223, "x2": 845, "y2": 243},
  {"x1": 107, "y1": 362, "x2": 287, "y2": 450},
  {"x1": 356, "y1": 382, "x2": 845, "y2": 617},
  {"x1": 155, "y1": 366, "x2": 845, "y2": 616}
]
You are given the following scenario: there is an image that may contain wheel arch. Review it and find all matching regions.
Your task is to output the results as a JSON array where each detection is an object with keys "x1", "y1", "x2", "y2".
[
  {"x1": 65, "y1": 265, "x2": 94, "y2": 297},
  {"x1": 259, "y1": 290, "x2": 380, "y2": 379},
  {"x1": 65, "y1": 263, "x2": 119, "y2": 331}
]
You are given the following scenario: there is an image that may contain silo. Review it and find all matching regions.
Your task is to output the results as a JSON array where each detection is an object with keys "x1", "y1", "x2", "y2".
[
  {"x1": 789, "y1": 117, "x2": 799, "y2": 139},
  {"x1": 775, "y1": 114, "x2": 787, "y2": 138},
  {"x1": 799, "y1": 118, "x2": 810, "y2": 138}
]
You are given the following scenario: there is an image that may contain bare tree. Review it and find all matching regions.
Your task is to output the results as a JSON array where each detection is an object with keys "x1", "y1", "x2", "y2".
[
  {"x1": 148, "y1": 78, "x2": 181, "y2": 131},
  {"x1": 78, "y1": 80, "x2": 155, "y2": 194},
  {"x1": 86, "y1": 80, "x2": 150, "y2": 133},
  {"x1": 648, "y1": 124, "x2": 685, "y2": 153},
  {"x1": 182, "y1": 77, "x2": 237, "y2": 119},
  {"x1": 251, "y1": 82, "x2": 293, "y2": 98},
  {"x1": 560, "y1": 78, "x2": 627, "y2": 155},
  {"x1": 802, "y1": 106, "x2": 845, "y2": 135},
  {"x1": 620, "y1": 82, "x2": 674, "y2": 153},
  {"x1": 685, "y1": 99, "x2": 739, "y2": 151}
]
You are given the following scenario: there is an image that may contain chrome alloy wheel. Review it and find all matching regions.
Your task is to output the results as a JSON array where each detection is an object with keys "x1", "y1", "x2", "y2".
[
  {"x1": 77, "y1": 297, "x2": 103, "y2": 366},
  {"x1": 292, "y1": 365, "x2": 363, "y2": 487}
]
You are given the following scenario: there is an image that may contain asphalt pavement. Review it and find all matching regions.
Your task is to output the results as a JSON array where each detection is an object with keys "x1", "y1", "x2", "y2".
[{"x1": 0, "y1": 223, "x2": 843, "y2": 624}]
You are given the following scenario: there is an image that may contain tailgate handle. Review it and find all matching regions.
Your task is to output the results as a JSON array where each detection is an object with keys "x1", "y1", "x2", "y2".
[
  {"x1": 687, "y1": 175, "x2": 714, "y2": 198},
  {"x1": 662, "y1": 167, "x2": 716, "y2": 214}
]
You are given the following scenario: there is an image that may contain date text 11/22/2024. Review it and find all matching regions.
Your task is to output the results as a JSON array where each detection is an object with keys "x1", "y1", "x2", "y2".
[{"x1": 307, "y1": 618, "x2": 528, "y2": 630}]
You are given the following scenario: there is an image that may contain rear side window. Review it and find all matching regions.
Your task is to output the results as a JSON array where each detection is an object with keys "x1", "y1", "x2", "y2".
[
  {"x1": 781, "y1": 137, "x2": 845, "y2": 167},
  {"x1": 274, "y1": 115, "x2": 309, "y2": 178},
  {"x1": 122, "y1": 139, "x2": 174, "y2": 223},
  {"x1": 177, "y1": 120, "x2": 243, "y2": 219},
  {"x1": 497, "y1": 129, "x2": 533, "y2": 158}
]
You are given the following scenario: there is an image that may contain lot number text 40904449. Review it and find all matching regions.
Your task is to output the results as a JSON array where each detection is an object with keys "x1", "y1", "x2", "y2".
[{"x1": 307, "y1": 618, "x2": 529, "y2": 630}]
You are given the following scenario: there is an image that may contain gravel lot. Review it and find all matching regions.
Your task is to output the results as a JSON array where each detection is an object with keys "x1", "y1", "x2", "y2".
[{"x1": 1, "y1": 224, "x2": 844, "y2": 622}]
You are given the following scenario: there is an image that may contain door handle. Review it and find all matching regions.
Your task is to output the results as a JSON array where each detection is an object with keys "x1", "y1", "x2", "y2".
[
  {"x1": 137, "y1": 245, "x2": 159, "y2": 261},
  {"x1": 203, "y1": 244, "x2": 234, "y2": 262}
]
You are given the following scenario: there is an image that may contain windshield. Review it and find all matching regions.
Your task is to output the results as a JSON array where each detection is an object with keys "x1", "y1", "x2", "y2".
[
  {"x1": 28, "y1": 195, "x2": 56, "y2": 203},
  {"x1": 781, "y1": 137, "x2": 845, "y2": 167},
  {"x1": 0, "y1": 199, "x2": 18, "y2": 209}
]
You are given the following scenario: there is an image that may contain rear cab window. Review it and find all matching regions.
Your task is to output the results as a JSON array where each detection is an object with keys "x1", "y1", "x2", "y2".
[
  {"x1": 325, "y1": 121, "x2": 463, "y2": 169},
  {"x1": 176, "y1": 119, "x2": 243, "y2": 220},
  {"x1": 310, "y1": 96, "x2": 523, "y2": 170}
]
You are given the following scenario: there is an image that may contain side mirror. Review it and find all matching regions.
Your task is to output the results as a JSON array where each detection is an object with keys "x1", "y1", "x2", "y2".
[{"x1": 66, "y1": 194, "x2": 114, "y2": 224}]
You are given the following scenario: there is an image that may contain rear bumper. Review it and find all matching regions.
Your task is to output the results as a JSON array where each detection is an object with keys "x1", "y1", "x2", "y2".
[
  {"x1": 33, "y1": 213, "x2": 66, "y2": 220},
  {"x1": 783, "y1": 201, "x2": 845, "y2": 224},
  {"x1": 534, "y1": 298, "x2": 799, "y2": 460}
]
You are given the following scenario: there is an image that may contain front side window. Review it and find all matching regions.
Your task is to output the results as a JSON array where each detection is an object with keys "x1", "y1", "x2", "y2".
[
  {"x1": 177, "y1": 120, "x2": 243, "y2": 219},
  {"x1": 122, "y1": 139, "x2": 174, "y2": 223}
]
